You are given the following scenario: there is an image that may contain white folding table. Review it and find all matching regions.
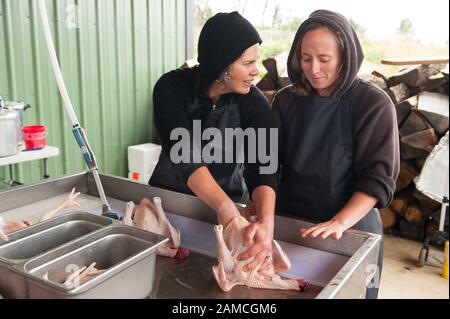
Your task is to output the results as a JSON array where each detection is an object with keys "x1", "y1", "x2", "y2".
[{"x1": 0, "y1": 146, "x2": 59, "y2": 185}]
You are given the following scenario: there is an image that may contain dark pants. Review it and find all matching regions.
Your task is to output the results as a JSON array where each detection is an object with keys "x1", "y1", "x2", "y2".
[{"x1": 352, "y1": 208, "x2": 384, "y2": 299}]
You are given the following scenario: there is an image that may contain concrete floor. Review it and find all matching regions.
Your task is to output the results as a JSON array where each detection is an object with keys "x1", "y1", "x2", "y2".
[{"x1": 379, "y1": 234, "x2": 449, "y2": 299}]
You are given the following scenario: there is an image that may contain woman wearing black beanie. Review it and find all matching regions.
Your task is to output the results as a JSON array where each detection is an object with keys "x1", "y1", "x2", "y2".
[{"x1": 150, "y1": 12, "x2": 278, "y2": 272}]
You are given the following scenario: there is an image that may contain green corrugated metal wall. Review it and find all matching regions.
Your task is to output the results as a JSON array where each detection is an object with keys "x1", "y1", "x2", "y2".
[{"x1": 0, "y1": 0, "x2": 186, "y2": 184}]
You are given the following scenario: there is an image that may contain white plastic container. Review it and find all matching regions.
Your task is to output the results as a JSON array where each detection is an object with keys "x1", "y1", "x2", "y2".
[
  {"x1": 128, "y1": 171, "x2": 153, "y2": 184},
  {"x1": 127, "y1": 143, "x2": 161, "y2": 176}
]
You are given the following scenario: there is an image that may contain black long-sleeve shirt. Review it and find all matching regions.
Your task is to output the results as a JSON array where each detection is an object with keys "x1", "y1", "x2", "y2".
[{"x1": 152, "y1": 66, "x2": 278, "y2": 197}]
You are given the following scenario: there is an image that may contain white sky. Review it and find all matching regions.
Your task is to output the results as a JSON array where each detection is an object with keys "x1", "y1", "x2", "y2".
[{"x1": 207, "y1": 0, "x2": 449, "y2": 46}]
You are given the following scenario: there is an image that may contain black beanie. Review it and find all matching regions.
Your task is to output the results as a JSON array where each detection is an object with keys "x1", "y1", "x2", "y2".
[{"x1": 197, "y1": 11, "x2": 262, "y2": 91}]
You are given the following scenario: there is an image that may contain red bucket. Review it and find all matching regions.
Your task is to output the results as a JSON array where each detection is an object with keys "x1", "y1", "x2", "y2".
[{"x1": 22, "y1": 125, "x2": 47, "y2": 150}]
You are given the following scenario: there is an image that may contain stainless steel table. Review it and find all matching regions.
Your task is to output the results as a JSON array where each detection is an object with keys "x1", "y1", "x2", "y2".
[{"x1": 0, "y1": 172, "x2": 381, "y2": 299}]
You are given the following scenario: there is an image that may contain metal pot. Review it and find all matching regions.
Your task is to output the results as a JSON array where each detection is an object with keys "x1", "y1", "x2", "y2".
[
  {"x1": 5, "y1": 101, "x2": 30, "y2": 146},
  {"x1": 0, "y1": 96, "x2": 20, "y2": 157}
]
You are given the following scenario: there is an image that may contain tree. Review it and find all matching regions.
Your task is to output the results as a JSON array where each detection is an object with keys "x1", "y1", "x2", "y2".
[
  {"x1": 350, "y1": 18, "x2": 366, "y2": 37},
  {"x1": 272, "y1": 4, "x2": 282, "y2": 30},
  {"x1": 397, "y1": 18, "x2": 414, "y2": 36},
  {"x1": 285, "y1": 17, "x2": 303, "y2": 32},
  {"x1": 262, "y1": 0, "x2": 269, "y2": 27},
  {"x1": 238, "y1": 0, "x2": 249, "y2": 15},
  {"x1": 196, "y1": 0, "x2": 213, "y2": 28}
]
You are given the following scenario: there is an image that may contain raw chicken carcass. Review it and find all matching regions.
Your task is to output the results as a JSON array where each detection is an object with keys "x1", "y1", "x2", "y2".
[
  {"x1": 212, "y1": 215, "x2": 308, "y2": 292},
  {"x1": 0, "y1": 216, "x2": 9, "y2": 241},
  {"x1": 122, "y1": 197, "x2": 189, "y2": 259},
  {"x1": 0, "y1": 216, "x2": 32, "y2": 241},
  {"x1": 0, "y1": 188, "x2": 81, "y2": 241},
  {"x1": 62, "y1": 262, "x2": 105, "y2": 288}
]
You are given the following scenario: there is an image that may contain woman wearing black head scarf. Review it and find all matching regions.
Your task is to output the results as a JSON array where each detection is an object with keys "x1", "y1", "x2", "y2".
[
  {"x1": 272, "y1": 10, "x2": 400, "y2": 298},
  {"x1": 150, "y1": 12, "x2": 278, "y2": 272}
]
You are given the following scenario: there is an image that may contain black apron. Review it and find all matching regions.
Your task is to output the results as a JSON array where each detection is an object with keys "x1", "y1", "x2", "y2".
[
  {"x1": 150, "y1": 89, "x2": 247, "y2": 203},
  {"x1": 277, "y1": 94, "x2": 383, "y2": 299}
]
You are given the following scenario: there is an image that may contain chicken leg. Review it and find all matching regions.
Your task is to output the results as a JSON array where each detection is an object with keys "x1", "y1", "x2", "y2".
[{"x1": 40, "y1": 188, "x2": 81, "y2": 221}]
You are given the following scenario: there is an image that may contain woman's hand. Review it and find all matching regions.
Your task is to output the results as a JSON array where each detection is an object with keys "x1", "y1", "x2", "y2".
[
  {"x1": 237, "y1": 220, "x2": 274, "y2": 272},
  {"x1": 237, "y1": 185, "x2": 276, "y2": 272},
  {"x1": 301, "y1": 192, "x2": 379, "y2": 240},
  {"x1": 300, "y1": 218, "x2": 347, "y2": 240}
]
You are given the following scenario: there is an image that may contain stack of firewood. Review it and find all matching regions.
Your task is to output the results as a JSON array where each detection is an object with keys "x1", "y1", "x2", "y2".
[
  {"x1": 363, "y1": 63, "x2": 449, "y2": 240},
  {"x1": 257, "y1": 55, "x2": 449, "y2": 241},
  {"x1": 256, "y1": 52, "x2": 290, "y2": 102}
]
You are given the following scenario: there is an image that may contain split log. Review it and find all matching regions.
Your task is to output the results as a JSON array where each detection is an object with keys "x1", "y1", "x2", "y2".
[
  {"x1": 400, "y1": 141, "x2": 429, "y2": 160},
  {"x1": 413, "y1": 156, "x2": 427, "y2": 171},
  {"x1": 399, "y1": 109, "x2": 431, "y2": 137},
  {"x1": 409, "y1": 77, "x2": 448, "y2": 96},
  {"x1": 256, "y1": 73, "x2": 277, "y2": 91},
  {"x1": 401, "y1": 128, "x2": 437, "y2": 153},
  {"x1": 405, "y1": 95, "x2": 418, "y2": 107},
  {"x1": 432, "y1": 83, "x2": 449, "y2": 96},
  {"x1": 390, "y1": 196, "x2": 409, "y2": 215},
  {"x1": 387, "y1": 83, "x2": 410, "y2": 104},
  {"x1": 395, "y1": 100, "x2": 413, "y2": 127},
  {"x1": 404, "y1": 205, "x2": 423, "y2": 223},
  {"x1": 417, "y1": 92, "x2": 449, "y2": 135},
  {"x1": 263, "y1": 52, "x2": 288, "y2": 79},
  {"x1": 418, "y1": 111, "x2": 449, "y2": 135},
  {"x1": 411, "y1": 190, "x2": 442, "y2": 218},
  {"x1": 262, "y1": 52, "x2": 289, "y2": 88},
  {"x1": 395, "y1": 161, "x2": 418, "y2": 192},
  {"x1": 399, "y1": 218, "x2": 424, "y2": 240},
  {"x1": 372, "y1": 70, "x2": 389, "y2": 82},
  {"x1": 387, "y1": 64, "x2": 446, "y2": 87},
  {"x1": 360, "y1": 73, "x2": 387, "y2": 89},
  {"x1": 380, "y1": 207, "x2": 398, "y2": 229}
]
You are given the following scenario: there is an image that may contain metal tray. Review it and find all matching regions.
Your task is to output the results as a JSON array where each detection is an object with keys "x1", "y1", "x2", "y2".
[
  {"x1": 17, "y1": 225, "x2": 168, "y2": 299},
  {"x1": 0, "y1": 212, "x2": 115, "y2": 298}
]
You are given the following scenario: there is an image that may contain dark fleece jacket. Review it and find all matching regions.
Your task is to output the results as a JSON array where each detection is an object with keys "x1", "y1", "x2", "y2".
[{"x1": 272, "y1": 10, "x2": 400, "y2": 208}]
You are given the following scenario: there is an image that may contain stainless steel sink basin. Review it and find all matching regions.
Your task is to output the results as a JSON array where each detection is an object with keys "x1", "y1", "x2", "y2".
[
  {"x1": 19, "y1": 225, "x2": 168, "y2": 299},
  {"x1": 0, "y1": 212, "x2": 116, "y2": 298}
]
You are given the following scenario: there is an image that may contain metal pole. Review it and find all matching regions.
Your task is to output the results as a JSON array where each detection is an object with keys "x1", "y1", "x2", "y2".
[
  {"x1": 43, "y1": 158, "x2": 49, "y2": 179},
  {"x1": 8, "y1": 164, "x2": 13, "y2": 181},
  {"x1": 37, "y1": 0, "x2": 117, "y2": 219},
  {"x1": 439, "y1": 170, "x2": 449, "y2": 232}
]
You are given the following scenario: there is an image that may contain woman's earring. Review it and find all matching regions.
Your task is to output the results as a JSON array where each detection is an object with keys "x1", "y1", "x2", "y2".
[{"x1": 223, "y1": 71, "x2": 231, "y2": 82}]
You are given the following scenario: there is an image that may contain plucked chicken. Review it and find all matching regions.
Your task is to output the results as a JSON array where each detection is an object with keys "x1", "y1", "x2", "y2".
[
  {"x1": 213, "y1": 215, "x2": 308, "y2": 292},
  {"x1": 0, "y1": 188, "x2": 81, "y2": 241},
  {"x1": 122, "y1": 197, "x2": 189, "y2": 259}
]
